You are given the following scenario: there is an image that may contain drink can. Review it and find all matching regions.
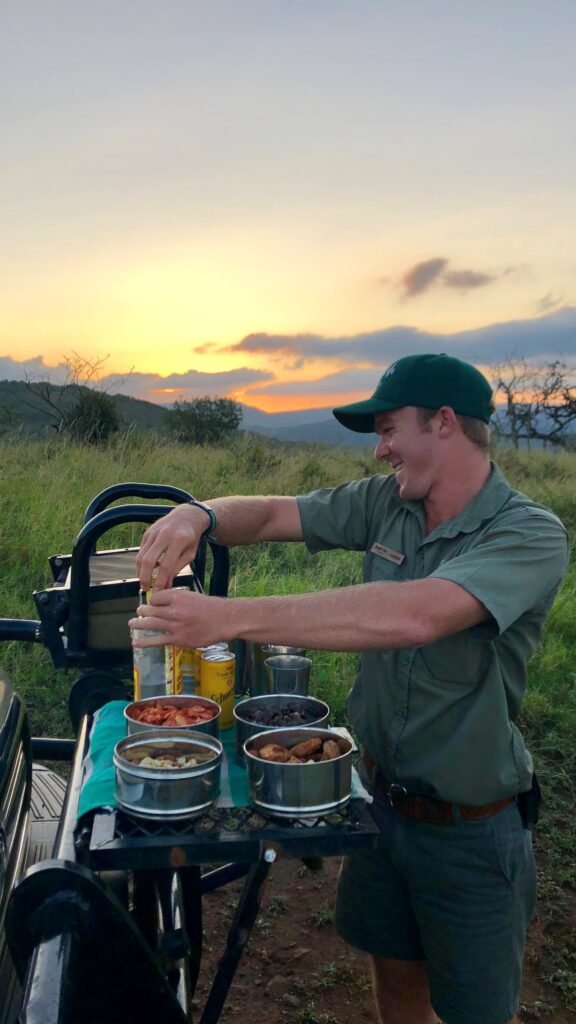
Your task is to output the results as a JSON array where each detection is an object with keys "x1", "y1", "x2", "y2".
[
  {"x1": 199, "y1": 651, "x2": 235, "y2": 728},
  {"x1": 165, "y1": 645, "x2": 199, "y2": 695},
  {"x1": 165, "y1": 645, "x2": 183, "y2": 695},
  {"x1": 163, "y1": 587, "x2": 197, "y2": 695},
  {"x1": 194, "y1": 642, "x2": 228, "y2": 684}
]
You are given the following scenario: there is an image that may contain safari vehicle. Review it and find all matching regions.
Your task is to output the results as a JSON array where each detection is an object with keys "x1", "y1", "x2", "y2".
[{"x1": 0, "y1": 484, "x2": 378, "y2": 1024}]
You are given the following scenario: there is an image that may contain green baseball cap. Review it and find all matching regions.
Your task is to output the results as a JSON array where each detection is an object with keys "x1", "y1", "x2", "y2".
[{"x1": 333, "y1": 353, "x2": 494, "y2": 433}]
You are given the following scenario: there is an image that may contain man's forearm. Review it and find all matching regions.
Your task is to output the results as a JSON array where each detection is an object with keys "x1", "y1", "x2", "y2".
[
  {"x1": 207, "y1": 495, "x2": 303, "y2": 546},
  {"x1": 222, "y1": 577, "x2": 489, "y2": 652},
  {"x1": 133, "y1": 576, "x2": 489, "y2": 650}
]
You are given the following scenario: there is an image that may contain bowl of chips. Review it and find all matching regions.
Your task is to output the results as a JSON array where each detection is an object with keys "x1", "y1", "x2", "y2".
[{"x1": 124, "y1": 695, "x2": 220, "y2": 737}]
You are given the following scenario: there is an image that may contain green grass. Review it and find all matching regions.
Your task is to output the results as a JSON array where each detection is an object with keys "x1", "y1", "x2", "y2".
[{"x1": 1, "y1": 434, "x2": 575, "y2": 1007}]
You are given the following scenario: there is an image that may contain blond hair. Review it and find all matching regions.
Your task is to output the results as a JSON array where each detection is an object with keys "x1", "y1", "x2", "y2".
[{"x1": 416, "y1": 407, "x2": 492, "y2": 452}]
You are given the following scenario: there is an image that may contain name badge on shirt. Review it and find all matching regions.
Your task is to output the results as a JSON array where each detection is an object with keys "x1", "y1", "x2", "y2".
[{"x1": 371, "y1": 542, "x2": 406, "y2": 565}]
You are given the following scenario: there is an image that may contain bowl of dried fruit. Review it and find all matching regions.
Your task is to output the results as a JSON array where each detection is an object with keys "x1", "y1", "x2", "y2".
[
  {"x1": 124, "y1": 695, "x2": 221, "y2": 737},
  {"x1": 113, "y1": 730, "x2": 223, "y2": 819},
  {"x1": 233, "y1": 693, "x2": 330, "y2": 762},
  {"x1": 243, "y1": 727, "x2": 352, "y2": 818}
]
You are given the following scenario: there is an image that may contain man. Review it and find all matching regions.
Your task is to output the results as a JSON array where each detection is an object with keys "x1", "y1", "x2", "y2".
[{"x1": 131, "y1": 353, "x2": 568, "y2": 1024}]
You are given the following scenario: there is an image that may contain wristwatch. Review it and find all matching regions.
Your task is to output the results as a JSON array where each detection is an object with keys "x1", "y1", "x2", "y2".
[{"x1": 188, "y1": 499, "x2": 217, "y2": 542}]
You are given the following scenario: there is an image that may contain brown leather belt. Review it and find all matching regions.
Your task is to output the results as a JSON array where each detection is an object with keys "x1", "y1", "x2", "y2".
[{"x1": 361, "y1": 751, "x2": 514, "y2": 826}]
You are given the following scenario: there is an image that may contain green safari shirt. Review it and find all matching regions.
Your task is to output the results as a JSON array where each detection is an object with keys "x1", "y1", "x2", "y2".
[{"x1": 297, "y1": 463, "x2": 569, "y2": 804}]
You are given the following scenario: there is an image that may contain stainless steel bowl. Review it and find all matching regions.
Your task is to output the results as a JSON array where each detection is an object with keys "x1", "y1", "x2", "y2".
[
  {"x1": 113, "y1": 729, "x2": 222, "y2": 819},
  {"x1": 243, "y1": 727, "x2": 352, "y2": 818},
  {"x1": 233, "y1": 694, "x2": 329, "y2": 762},
  {"x1": 124, "y1": 695, "x2": 221, "y2": 737}
]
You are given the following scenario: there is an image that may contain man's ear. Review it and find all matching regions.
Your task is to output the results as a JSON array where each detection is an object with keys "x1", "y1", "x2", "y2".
[{"x1": 436, "y1": 406, "x2": 459, "y2": 437}]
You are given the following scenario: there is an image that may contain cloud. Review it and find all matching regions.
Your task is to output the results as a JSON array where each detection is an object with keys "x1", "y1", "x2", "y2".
[
  {"x1": 2, "y1": 308, "x2": 576, "y2": 409},
  {"x1": 246, "y1": 368, "x2": 383, "y2": 397},
  {"x1": 534, "y1": 291, "x2": 564, "y2": 314},
  {"x1": 234, "y1": 307, "x2": 576, "y2": 388},
  {"x1": 393, "y1": 258, "x2": 517, "y2": 299},
  {"x1": 227, "y1": 325, "x2": 436, "y2": 366},
  {"x1": 224, "y1": 333, "x2": 322, "y2": 360},
  {"x1": 0, "y1": 355, "x2": 70, "y2": 384},
  {"x1": 151, "y1": 367, "x2": 272, "y2": 390},
  {"x1": 99, "y1": 366, "x2": 274, "y2": 402},
  {"x1": 191, "y1": 342, "x2": 219, "y2": 355},
  {"x1": 400, "y1": 258, "x2": 448, "y2": 298},
  {"x1": 443, "y1": 269, "x2": 496, "y2": 290}
]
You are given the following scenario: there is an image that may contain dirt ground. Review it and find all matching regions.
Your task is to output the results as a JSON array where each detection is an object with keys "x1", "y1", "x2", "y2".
[{"x1": 194, "y1": 857, "x2": 575, "y2": 1024}]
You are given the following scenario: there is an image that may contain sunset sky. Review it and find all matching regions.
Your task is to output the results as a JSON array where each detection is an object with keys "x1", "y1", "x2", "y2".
[{"x1": 2, "y1": 2, "x2": 576, "y2": 412}]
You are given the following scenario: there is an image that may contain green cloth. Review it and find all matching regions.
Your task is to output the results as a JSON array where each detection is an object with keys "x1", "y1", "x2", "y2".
[
  {"x1": 77, "y1": 701, "x2": 367, "y2": 818},
  {"x1": 78, "y1": 701, "x2": 249, "y2": 817},
  {"x1": 297, "y1": 462, "x2": 569, "y2": 804}
]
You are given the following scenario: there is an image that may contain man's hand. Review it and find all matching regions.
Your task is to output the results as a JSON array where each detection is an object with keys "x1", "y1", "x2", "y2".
[
  {"x1": 136, "y1": 504, "x2": 212, "y2": 590},
  {"x1": 129, "y1": 589, "x2": 230, "y2": 648}
]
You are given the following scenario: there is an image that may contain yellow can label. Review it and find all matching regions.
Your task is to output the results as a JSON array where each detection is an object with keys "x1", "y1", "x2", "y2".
[
  {"x1": 133, "y1": 665, "x2": 141, "y2": 701},
  {"x1": 165, "y1": 646, "x2": 183, "y2": 695},
  {"x1": 166, "y1": 646, "x2": 199, "y2": 695},
  {"x1": 199, "y1": 652, "x2": 235, "y2": 728}
]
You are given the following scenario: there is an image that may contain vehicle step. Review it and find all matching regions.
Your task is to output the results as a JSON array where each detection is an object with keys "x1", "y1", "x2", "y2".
[{"x1": 29, "y1": 764, "x2": 68, "y2": 863}]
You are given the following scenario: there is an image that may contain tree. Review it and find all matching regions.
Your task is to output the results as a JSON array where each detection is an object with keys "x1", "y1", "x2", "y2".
[
  {"x1": 67, "y1": 389, "x2": 120, "y2": 445},
  {"x1": 167, "y1": 396, "x2": 243, "y2": 445},
  {"x1": 490, "y1": 356, "x2": 576, "y2": 449},
  {"x1": 20, "y1": 351, "x2": 127, "y2": 443}
]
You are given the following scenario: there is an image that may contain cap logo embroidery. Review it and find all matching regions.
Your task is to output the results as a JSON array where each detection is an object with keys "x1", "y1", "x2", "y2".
[{"x1": 382, "y1": 362, "x2": 397, "y2": 379}]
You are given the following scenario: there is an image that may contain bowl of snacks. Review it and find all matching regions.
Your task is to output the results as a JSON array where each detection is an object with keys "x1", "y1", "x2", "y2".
[
  {"x1": 124, "y1": 695, "x2": 220, "y2": 737},
  {"x1": 233, "y1": 694, "x2": 329, "y2": 762},
  {"x1": 113, "y1": 730, "x2": 222, "y2": 819},
  {"x1": 243, "y1": 727, "x2": 352, "y2": 818}
]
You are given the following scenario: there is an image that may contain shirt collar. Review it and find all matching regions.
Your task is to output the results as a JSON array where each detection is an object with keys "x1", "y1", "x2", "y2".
[
  {"x1": 424, "y1": 462, "x2": 512, "y2": 541},
  {"x1": 389, "y1": 462, "x2": 513, "y2": 541}
]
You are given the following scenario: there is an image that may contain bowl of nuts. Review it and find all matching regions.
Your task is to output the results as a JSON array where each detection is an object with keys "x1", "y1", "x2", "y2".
[
  {"x1": 243, "y1": 727, "x2": 352, "y2": 818},
  {"x1": 113, "y1": 730, "x2": 223, "y2": 819}
]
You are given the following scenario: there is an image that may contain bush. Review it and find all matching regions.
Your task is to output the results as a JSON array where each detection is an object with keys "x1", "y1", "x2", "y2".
[
  {"x1": 66, "y1": 390, "x2": 120, "y2": 445},
  {"x1": 167, "y1": 396, "x2": 242, "y2": 445}
]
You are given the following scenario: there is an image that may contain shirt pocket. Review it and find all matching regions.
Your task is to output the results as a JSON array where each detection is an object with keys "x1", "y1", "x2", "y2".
[
  {"x1": 365, "y1": 550, "x2": 406, "y2": 584},
  {"x1": 416, "y1": 632, "x2": 491, "y2": 686}
]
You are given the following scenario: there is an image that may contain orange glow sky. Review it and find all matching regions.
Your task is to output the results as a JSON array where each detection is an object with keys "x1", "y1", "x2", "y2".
[{"x1": 2, "y1": 4, "x2": 576, "y2": 412}]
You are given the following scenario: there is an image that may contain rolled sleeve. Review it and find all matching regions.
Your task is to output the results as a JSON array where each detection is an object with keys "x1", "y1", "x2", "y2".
[
  {"x1": 297, "y1": 476, "x2": 390, "y2": 554},
  {"x1": 430, "y1": 509, "x2": 569, "y2": 634}
]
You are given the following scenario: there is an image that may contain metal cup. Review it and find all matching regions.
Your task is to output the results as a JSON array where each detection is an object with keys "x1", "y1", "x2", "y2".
[
  {"x1": 244, "y1": 642, "x2": 306, "y2": 696},
  {"x1": 263, "y1": 655, "x2": 312, "y2": 696}
]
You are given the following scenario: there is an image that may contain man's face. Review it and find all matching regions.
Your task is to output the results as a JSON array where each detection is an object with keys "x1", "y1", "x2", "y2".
[{"x1": 373, "y1": 406, "x2": 439, "y2": 501}]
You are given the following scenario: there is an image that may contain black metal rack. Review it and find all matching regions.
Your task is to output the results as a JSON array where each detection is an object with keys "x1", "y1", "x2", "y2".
[
  {"x1": 2, "y1": 482, "x2": 379, "y2": 1024},
  {"x1": 74, "y1": 766, "x2": 380, "y2": 1024}
]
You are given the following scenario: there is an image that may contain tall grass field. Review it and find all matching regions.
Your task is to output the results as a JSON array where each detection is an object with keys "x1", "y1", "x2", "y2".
[{"x1": 1, "y1": 432, "x2": 575, "y2": 1012}]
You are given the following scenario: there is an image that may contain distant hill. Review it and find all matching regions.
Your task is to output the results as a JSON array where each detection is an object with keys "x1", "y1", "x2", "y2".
[
  {"x1": 0, "y1": 380, "x2": 168, "y2": 435},
  {"x1": 239, "y1": 403, "x2": 337, "y2": 428},
  {"x1": 0, "y1": 382, "x2": 371, "y2": 447},
  {"x1": 238, "y1": 404, "x2": 373, "y2": 446},
  {"x1": 6, "y1": 380, "x2": 567, "y2": 450},
  {"x1": 244, "y1": 418, "x2": 373, "y2": 447}
]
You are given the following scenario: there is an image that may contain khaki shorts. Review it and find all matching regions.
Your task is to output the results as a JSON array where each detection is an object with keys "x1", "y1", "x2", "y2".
[{"x1": 335, "y1": 791, "x2": 536, "y2": 1024}]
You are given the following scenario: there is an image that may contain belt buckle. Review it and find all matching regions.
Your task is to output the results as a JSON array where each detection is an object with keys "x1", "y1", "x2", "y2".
[{"x1": 386, "y1": 783, "x2": 408, "y2": 808}]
